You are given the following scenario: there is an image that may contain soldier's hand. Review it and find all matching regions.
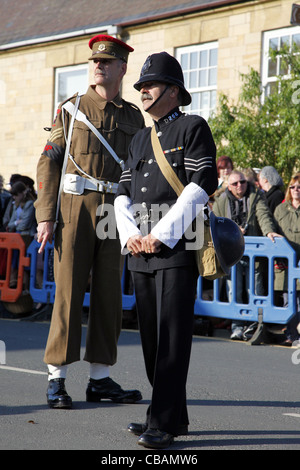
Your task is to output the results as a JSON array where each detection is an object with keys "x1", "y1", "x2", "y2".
[{"x1": 37, "y1": 221, "x2": 54, "y2": 253}]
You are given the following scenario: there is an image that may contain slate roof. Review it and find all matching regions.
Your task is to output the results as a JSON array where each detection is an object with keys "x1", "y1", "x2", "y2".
[{"x1": 0, "y1": 0, "x2": 243, "y2": 48}]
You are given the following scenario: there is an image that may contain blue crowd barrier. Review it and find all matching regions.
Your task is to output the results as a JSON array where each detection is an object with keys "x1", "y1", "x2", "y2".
[
  {"x1": 27, "y1": 239, "x2": 135, "y2": 310},
  {"x1": 195, "y1": 236, "x2": 300, "y2": 326},
  {"x1": 26, "y1": 237, "x2": 300, "y2": 329}
]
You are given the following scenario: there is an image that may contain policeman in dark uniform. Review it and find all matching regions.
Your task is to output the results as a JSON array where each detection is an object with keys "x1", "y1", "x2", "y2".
[
  {"x1": 114, "y1": 52, "x2": 218, "y2": 449},
  {"x1": 35, "y1": 35, "x2": 144, "y2": 409}
]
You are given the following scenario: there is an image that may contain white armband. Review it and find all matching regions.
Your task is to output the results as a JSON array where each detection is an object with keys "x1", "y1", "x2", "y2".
[
  {"x1": 114, "y1": 195, "x2": 141, "y2": 254},
  {"x1": 151, "y1": 182, "x2": 208, "y2": 249}
]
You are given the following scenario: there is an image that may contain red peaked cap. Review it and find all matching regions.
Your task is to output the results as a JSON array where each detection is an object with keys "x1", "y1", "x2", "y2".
[{"x1": 88, "y1": 34, "x2": 134, "y2": 62}]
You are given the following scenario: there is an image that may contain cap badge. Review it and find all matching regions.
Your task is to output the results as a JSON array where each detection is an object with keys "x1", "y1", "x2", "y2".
[
  {"x1": 98, "y1": 44, "x2": 106, "y2": 51},
  {"x1": 141, "y1": 56, "x2": 152, "y2": 76}
]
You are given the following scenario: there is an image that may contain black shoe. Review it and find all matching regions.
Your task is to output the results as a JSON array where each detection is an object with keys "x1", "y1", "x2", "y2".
[
  {"x1": 128, "y1": 422, "x2": 147, "y2": 436},
  {"x1": 128, "y1": 422, "x2": 188, "y2": 436},
  {"x1": 138, "y1": 428, "x2": 174, "y2": 449},
  {"x1": 86, "y1": 377, "x2": 142, "y2": 403},
  {"x1": 47, "y1": 378, "x2": 72, "y2": 409}
]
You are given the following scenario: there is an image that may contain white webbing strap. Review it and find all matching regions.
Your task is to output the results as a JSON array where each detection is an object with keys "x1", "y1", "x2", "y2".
[
  {"x1": 62, "y1": 100, "x2": 125, "y2": 171},
  {"x1": 54, "y1": 94, "x2": 81, "y2": 231}
]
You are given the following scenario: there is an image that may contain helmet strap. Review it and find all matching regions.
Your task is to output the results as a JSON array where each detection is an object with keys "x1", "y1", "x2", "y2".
[{"x1": 145, "y1": 84, "x2": 169, "y2": 113}]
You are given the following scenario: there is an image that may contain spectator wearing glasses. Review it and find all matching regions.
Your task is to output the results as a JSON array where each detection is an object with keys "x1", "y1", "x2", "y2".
[
  {"x1": 274, "y1": 172, "x2": 300, "y2": 345},
  {"x1": 213, "y1": 170, "x2": 281, "y2": 340}
]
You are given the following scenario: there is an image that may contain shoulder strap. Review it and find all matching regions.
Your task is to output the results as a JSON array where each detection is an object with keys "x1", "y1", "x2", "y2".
[
  {"x1": 150, "y1": 126, "x2": 184, "y2": 197},
  {"x1": 54, "y1": 94, "x2": 81, "y2": 231},
  {"x1": 62, "y1": 100, "x2": 125, "y2": 171}
]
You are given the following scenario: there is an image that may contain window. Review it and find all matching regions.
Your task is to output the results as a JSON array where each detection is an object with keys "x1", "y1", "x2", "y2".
[
  {"x1": 54, "y1": 64, "x2": 89, "y2": 115},
  {"x1": 176, "y1": 42, "x2": 218, "y2": 121},
  {"x1": 262, "y1": 26, "x2": 300, "y2": 97}
]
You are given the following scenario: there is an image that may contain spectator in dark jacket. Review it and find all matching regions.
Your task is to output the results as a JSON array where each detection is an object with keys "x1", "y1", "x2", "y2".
[{"x1": 258, "y1": 166, "x2": 284, "y2": 214}]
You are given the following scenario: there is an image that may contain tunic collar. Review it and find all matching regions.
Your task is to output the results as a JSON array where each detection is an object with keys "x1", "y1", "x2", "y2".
[
  {"x1": 155, "y1": 107, "x2": 182, "y2": 130},
  {"x1": 87, "y1": 85, "x2": 123, "y2": 110}
]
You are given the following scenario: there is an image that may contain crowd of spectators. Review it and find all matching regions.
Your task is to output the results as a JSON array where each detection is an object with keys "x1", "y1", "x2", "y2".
[
  {"x1": 209, "y1": 157, "x2": 300, "y2": 345},
  {"x1": 0, "y1": 163, "x2": 300, "y2": 345},
  {"x1": 0, "y1": 173, "x2": 37, "y2": 289}
]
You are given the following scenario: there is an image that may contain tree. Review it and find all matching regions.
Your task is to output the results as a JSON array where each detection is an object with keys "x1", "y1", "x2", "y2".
[{"x1": 208, "y1": 47, "x2": 300, "y2": 184}]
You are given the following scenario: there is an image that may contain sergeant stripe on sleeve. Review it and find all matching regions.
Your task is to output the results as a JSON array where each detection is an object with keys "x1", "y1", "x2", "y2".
[
  {"x1": 50, "y1": 127, "x2": 64, "y2": 143},
  {"x1": 184, "y1": 156, "x2": 213, "y2": 172}
]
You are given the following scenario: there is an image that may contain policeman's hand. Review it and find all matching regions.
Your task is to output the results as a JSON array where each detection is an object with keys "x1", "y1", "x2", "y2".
[
  {"x1": 127, "y1": 234, "x2": 144, "y2": 258},
  {"x1": 37, "y1": 221, "x2": 54, "y2": 254},
  {"x1": 266, "y1": 232, "x2": 283, "y2": 243},
  {"x1": 142, "y1": 234, "x2": 162, "y2": 254}
]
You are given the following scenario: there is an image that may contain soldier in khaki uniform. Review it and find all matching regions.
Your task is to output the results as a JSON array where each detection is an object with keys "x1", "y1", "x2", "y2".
[{"x1": 35, "y1": 35, "x2": 144, "y2": 409}]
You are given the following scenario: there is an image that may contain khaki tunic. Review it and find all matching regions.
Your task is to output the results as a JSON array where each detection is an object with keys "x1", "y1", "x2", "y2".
[{"x1": 35, "y1": 85, "x2": 144, "y2": 366}]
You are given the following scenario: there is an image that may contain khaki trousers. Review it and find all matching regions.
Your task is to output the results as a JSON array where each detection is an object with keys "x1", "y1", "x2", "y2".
[{"x1": 44, "y1": 191, "x2": 123, "y2": 366}]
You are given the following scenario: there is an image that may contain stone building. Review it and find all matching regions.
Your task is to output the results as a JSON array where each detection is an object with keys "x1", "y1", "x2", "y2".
[{"x1": 0, "y1": 0, "x2": 298, "y2": 185}]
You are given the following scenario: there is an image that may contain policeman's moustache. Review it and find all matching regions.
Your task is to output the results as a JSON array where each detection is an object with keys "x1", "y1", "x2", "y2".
[{"x1": 144, "y1": 85, "x2": 169, "y2": 113}]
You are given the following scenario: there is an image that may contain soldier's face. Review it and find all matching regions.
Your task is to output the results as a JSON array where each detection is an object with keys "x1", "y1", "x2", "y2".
[{"x1": 93, "y1": 58, "x2": 126, "y2": 86}]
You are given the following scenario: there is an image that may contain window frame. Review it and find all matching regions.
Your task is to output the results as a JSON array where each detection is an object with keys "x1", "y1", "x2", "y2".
[
  {"x1": 54, "y1": 63, "x2": 89, "y2": 116},
  {"x1": 262, "y1": 26, "x2": 300, "y2": 99},
  {"x1": 176, "y1": 41, "x2": 218, "y2": 120}
]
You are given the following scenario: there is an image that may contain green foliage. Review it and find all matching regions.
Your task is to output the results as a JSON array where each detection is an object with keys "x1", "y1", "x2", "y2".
[{"x1": 208, "y1": 48, "x2": 300, "y2": 184}]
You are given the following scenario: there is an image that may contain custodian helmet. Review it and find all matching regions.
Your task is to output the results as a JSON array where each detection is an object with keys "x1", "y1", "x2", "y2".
[{"x1": 134, "y1": 52, "x2": 191, "y2": 106}]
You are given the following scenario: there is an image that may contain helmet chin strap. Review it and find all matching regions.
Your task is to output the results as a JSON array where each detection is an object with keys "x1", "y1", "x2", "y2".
[{"x1": 145, "y1": 84, "x2": 169, "y2": 113}]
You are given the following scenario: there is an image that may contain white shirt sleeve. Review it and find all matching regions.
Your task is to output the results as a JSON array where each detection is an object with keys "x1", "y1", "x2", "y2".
[
  {"x1": 151, "y1": 182, "x2": 209, "y2": 249},
  {"x1": 114, "y1": 195, "x2": 142, "y2": 254}
]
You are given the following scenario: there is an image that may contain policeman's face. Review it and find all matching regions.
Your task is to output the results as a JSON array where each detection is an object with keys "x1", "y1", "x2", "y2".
[
  {"x1": 93, "y1": 58, "x2": 127, "y2": 86},
  {"x1": 228, "y1": 173, "x2": 248, "y2": 199},
  {"x1": 139, "y1": 82, "x2": 169, "y2": 113},
  {"x1": 140, "y1": 82, "x2": 178, "y2": 116}
]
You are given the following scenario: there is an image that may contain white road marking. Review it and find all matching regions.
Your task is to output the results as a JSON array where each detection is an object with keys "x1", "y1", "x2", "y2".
[
  {"x1": 0, "y1": 365, "x2": 47, "y2": 375},
  {"x1": 283, "y1": 413, "x2": 300, "y2": 418}
]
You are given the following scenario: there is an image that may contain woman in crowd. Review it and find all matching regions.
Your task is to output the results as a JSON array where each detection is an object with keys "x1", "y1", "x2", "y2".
[
  {"x1": 216, "y1": 155, "x2": 233, "y2": 188},
  {"x1": 7, "y1": 181, "x2": 36, "y2": 287},
  {"x1": 274, "y1": 172, "x2": 300, "y2": 345},
  {"x1": 7, "y1": 181, "x2": 36, "y2": 238},
  {"x1": 210, "y1": 155, "x2": 234, "y2": 205}
]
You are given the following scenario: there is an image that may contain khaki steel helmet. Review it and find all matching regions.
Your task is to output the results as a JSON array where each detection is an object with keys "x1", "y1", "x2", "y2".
[{"x1": 210, "y1": 211, "x2": 245, "y2": 275}]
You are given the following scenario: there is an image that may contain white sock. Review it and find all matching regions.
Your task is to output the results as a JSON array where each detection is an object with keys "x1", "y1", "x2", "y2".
[
  {"x1": 89, "y1": 363, "x2": 109, "y2": 380},
  {"x1": 48, "y1": 364, "x2": 68, "y2": 381}
]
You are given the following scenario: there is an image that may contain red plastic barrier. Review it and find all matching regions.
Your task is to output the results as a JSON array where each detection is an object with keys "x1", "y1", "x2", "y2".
[{"x1": 0, "y1": 233, "x2": 31, "y2": 302}]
